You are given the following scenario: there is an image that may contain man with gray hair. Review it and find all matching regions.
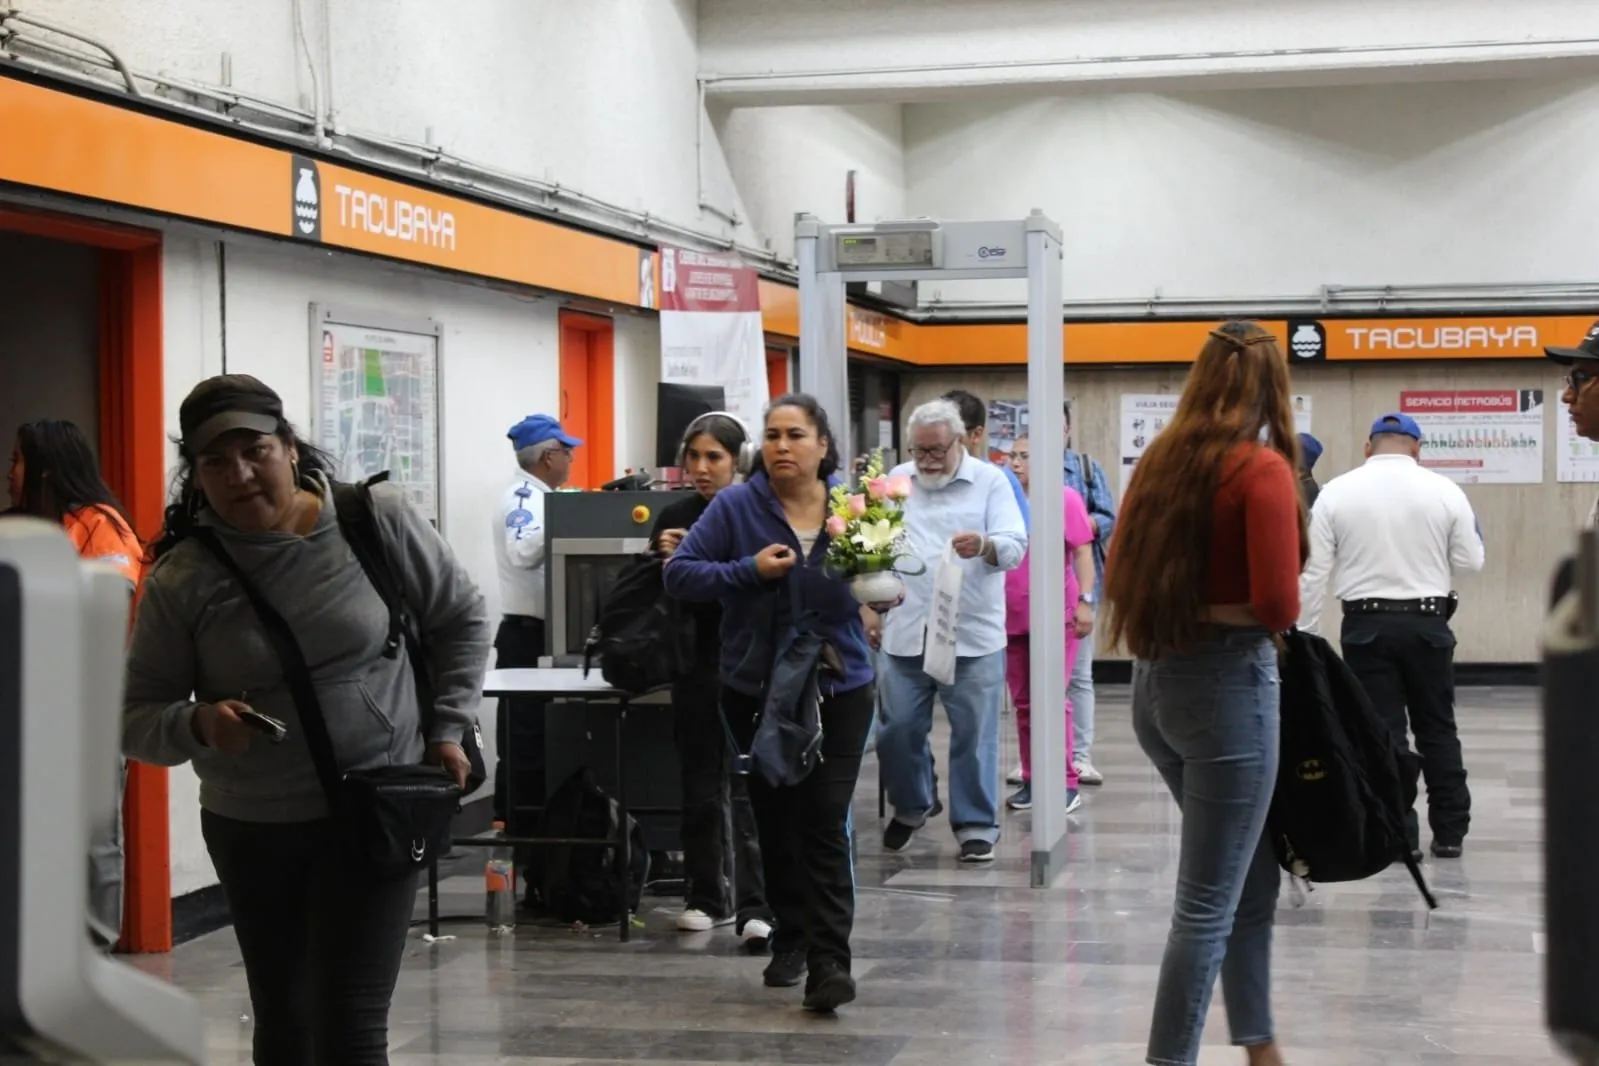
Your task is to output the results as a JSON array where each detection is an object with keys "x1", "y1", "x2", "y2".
[
  {"x1": 492, "y1": 413, "x2": 581, "y2": 828},
  {"x1": 878, "y1": 399, "x2": 1028, "y2": 864}
]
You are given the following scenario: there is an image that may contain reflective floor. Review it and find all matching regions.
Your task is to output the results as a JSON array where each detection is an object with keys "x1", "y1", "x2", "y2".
[{"x1": 140, "y1": 686, "x2": 1562, "y2": 1065}]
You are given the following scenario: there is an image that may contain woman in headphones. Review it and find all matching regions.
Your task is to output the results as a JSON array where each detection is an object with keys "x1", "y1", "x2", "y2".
[{"x1": 651, "y1": 412, "x2": 773, "y2": 947}]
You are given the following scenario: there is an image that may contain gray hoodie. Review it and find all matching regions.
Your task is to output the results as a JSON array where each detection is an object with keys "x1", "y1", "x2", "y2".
[{"x1": 123, "y1": 476, "x2": 491, "y2": 823}]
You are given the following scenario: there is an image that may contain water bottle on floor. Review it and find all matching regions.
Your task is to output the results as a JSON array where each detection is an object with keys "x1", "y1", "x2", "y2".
[{"x1": 485, "y1": 821, "x2": 516, "y2": 932}]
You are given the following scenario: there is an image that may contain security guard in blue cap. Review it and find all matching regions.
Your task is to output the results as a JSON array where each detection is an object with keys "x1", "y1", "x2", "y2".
[
  {"x1": 1298, "y1": 411, "x2": 1485, "y2": 860},
  {"x1": 492, "y1": 414, "x2": 581, "y2": 825}
]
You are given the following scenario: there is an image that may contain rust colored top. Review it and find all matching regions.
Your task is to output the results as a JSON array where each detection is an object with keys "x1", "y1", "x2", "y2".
[{"x1": 1208, "y1": 444, "x2": 1303, "y2": 632}]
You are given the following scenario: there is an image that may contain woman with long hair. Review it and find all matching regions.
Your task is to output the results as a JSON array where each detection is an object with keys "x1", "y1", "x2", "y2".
[
  {"x1": 664, "y1": 394, "x2": 877, "y2": 1013},
  {"x1": 651, "y1": 412, "x2": 772, "y2": 945},
  {"x1": 8, "y1": 418, "x2": 141, "y2": 584},
  {"x1": 8, "y1": 417, "x2": 143, "y2": 947},
  {"x1": 1103, "y1": 321, "x2": 1306, "y2": 1066},
  {"x1": 124, "y1": 374, "x2": 490, "y2": 1064}
]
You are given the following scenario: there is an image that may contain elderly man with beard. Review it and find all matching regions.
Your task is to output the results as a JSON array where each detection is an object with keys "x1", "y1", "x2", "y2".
[{"x1": 876, "y1": 399, "x2": 1028, "y2": 864}]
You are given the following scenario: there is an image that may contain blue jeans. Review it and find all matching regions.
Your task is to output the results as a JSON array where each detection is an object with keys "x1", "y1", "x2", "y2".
[
  {"x1": 877, "y1": 650, "x2": 1005, "y2": 844},
  {"x1": 1132, "y1": 630, "x2": 1282, "y2": 1066},
  {"x1": 1069, "y1": 626, "x2": 1097, "y2": 759}
]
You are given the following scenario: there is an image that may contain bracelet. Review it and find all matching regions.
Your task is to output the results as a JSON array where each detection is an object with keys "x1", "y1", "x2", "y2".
[{"x1": 979, "y1": 535, "x2": 989, "y2": 558}]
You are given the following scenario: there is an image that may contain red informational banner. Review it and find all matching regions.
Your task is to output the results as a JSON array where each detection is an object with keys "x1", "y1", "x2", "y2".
[
  {"x1": 658, "y1": 248, "x2": 761, "y2": 313},
  {"x1": 1400, "y1": 390, "x2": 1521, "y2": 414}
]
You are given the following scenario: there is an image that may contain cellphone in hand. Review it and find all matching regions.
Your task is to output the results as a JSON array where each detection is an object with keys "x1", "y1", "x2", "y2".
[{"x1": 237, "y1": 708, "x2": 287, "y2": 744}]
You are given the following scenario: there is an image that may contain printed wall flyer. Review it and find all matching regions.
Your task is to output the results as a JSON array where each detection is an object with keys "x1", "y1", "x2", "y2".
[
  {"x1": 1118, "y1": 394, "x2": 1313, "y2": 498},
  {"x1": 1399, "y1": 389, "x2": 1544, "y2": 485},
  {"x1": 1555, "y1": 399, "x2": 1599, "y2": 482}
]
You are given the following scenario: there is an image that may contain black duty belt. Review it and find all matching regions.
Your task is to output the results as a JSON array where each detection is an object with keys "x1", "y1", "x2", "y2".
[
  {"x1": 500, "y1": 613, "x2": 544, "y2": 628},
  {"x1": 1341, "y1": 596, "x2": 1452, "y2": 618}
]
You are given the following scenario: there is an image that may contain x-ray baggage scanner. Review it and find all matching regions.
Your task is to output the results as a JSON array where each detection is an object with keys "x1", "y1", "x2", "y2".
[
  {"x1": 0, "y1": 521, "x2": 203, "y2": 1064},
  {"x1": 797, "y1": 212, "x2": 1070, "y2": 886}
]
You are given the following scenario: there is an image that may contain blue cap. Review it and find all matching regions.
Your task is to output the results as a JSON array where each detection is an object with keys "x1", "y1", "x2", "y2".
[
  {"x1": 507, "y1": 413, "x2": 582, "y2": 451},
  {"x1": 1369, "y1": 412, "x2": 1422, "y2": 441},
  {"x1": 1297, "y1": 432, "x2": 1323, "y2": 471}
]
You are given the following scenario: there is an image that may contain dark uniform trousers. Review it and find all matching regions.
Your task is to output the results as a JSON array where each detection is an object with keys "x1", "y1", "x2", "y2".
[
  {"x1": 1340, "y1": 611, "x2": 1470, "y2": 848},
  {"x1": 493, "y1": 614, "x2": 546, "y2": 833}
]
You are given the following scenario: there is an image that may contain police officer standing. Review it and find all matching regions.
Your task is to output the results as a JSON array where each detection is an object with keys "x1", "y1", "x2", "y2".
[
  {"x1": 492, "y1": 414, "x2": 580, "y2": 825},
  {"x1": 1298, "y1": 412, "x2": 1485, "y2": 860}
]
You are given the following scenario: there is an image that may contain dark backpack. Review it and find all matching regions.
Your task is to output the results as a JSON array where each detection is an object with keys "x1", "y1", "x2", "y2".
[
  {"x1": 330, "y1": 474, "x2": 487, "y2": 793},
  {"x1": 722, "y1": 570, "x2": 834, "y2": 788},
  {"x1": 529, "y1": 768, "x2": 649, "y2": 925},
  {"x1": 582, "y1": 553, "x2": 692, "y2": 694},
  {"x1": 1269, "y1": 628, "x2": 1436, "y2": 908}
]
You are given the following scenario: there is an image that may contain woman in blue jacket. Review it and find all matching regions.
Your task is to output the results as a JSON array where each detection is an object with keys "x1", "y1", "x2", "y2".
[{"x1": 665, "y1": 393, "x2": 875, "y2": 1014}]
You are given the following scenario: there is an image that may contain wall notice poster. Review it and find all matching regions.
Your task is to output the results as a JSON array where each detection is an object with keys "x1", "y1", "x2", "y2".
[
  {"x1": 1399, "y1": 389, "x2": 1544, "y2": 485},
  {"x1": 986, "y1": 399, "x2": 1028, "y2": 464},
  {"x1": 1556, "y1": 401, "x2": 1599, "y2": 482},
  {"x1": 658, "y1": 246, "x2": 768, "y2": 426},
  {"x1": 313, "y1": 310, "x2": 443, "y2": 525},
  {"x1": 1118, "y1": 394, "x2": 1314, "y2": 498}
]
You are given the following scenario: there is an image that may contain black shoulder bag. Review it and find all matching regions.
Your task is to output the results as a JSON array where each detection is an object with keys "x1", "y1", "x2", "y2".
[{"x1": 192, "y1": 525, "x2": 461, "y2": 880}]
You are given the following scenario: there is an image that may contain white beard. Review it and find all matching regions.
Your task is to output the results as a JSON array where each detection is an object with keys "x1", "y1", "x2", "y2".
[{"x1": 915, "y1": 468, "x2": 955, "y2": 491}]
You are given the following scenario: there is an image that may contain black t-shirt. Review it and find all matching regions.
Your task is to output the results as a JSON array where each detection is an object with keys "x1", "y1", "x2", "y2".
[{"x1": 650, "y1": 491, "x2": 721, "y2": 669}]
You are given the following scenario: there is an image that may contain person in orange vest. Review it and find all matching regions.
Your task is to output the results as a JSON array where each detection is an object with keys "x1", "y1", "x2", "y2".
[{"x1": 7, "y1": 418, "x2": 142, "y2": 948}]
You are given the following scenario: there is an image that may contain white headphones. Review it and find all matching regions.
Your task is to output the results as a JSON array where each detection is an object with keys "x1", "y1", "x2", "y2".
[{"x1": 678, "y1": 410, "x2": 757, "y2": 475}]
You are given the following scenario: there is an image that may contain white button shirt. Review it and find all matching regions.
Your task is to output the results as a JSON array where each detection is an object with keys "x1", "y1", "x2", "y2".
[
  {"x1": 1298, "y1": 454, "x2": 1485, "y2": 634},
  {"x1": 882, "y1": 452, "x2": 1028, "y2": 659},
  {"x1": 493, "y1": 472, "x2": 553, "y2": 619}
]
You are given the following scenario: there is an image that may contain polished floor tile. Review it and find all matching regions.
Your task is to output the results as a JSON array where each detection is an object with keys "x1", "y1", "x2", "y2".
[{"x1": 139, "y1": 686, "x2": 1569, "y2": 1064}]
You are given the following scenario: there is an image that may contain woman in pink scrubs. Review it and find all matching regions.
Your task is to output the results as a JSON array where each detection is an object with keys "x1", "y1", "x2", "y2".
[{"x1": 1004, "y1": 434, "x2": 1099, "y2": 813}]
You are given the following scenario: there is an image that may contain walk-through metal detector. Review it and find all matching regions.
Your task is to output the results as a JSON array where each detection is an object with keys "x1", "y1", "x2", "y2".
[{"x1": 796, "y1": 211, "x2": 1069, "y2": 886}]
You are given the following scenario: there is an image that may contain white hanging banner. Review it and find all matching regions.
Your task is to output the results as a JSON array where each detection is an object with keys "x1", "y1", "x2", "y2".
[{"x1": 658, "y1": 247, "x2": 768, "y2": 425}]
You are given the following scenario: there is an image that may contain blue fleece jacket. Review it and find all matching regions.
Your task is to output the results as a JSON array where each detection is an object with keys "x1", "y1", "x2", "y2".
[{"x1": 663, "y1": 472, "x2": 872, "y2": 698}]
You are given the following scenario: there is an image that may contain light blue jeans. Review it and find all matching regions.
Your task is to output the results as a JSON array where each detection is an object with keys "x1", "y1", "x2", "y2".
[
  {"x1": 877, "y1": 650, "x2": 1005, "y2": 845},
  {"x1": 1069, "y1": 626, "x2": 1097, "y2": 760},
  {"x1": 1132, "y1": 629, "x2": 1282, "y2": 1066}
]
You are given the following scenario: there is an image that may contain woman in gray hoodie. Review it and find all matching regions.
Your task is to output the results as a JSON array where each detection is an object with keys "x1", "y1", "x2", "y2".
[{"x1": 123, "y1": 374, "x2": 490, "y2": 1065}]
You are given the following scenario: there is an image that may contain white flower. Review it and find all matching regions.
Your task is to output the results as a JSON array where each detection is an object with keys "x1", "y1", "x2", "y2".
[{"x1": 852, "y1": 519, "x2": 899, "y2": 552}]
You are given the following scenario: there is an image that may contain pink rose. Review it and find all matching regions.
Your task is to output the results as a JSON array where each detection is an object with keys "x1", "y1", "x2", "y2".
[
  {"x1": 887, "y1": 474, "x2": 912, "y2": 500},
  {"x1": 865, "y1": 476, "x2": 891, "y2": 500},
  {"x1": 826, "y1": 515, "x2": 847, "y2": 537},
  {"x1": 848, "y1": 493, "x2": 868, "y2": 517}
]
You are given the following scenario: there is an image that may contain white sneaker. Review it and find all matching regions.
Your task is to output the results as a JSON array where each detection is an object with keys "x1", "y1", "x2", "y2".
[
  {"x1": 1006, "y1": 764, "x2": 1024, "y2": 786},
  {"x1": 676, "y1": 908, "x2": 732, "y2": 932},
  {"x1": 741, "y1": 918, "x2": 773, "y2": 943},
  {"x1": 1075, "y1": 758, "x2": 1104, "y2": 786}
]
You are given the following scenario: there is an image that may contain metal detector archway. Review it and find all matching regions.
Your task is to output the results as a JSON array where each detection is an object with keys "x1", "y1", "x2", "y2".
[{"x1": 796, "y1": 212, "x2": 1070, "y2": 885}]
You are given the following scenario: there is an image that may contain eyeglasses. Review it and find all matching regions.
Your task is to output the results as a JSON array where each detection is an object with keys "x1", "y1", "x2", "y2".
[
  {"x1": 909, "y1": 441, "x2": 956, "y2": 461},
  {"x1": 1567, "y1": 369, "x2": 1596, "y2": 392},
  {"x1": 1011, "y1": 450, "x2": 1031, "y2": 461}
]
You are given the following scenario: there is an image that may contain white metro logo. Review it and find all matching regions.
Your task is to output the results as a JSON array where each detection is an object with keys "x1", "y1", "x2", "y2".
[
  {"x1": 1345, "y1": 325, "x2": 1538, "y2": 352},
  {"x1": 333, "y1": 184, "x2": 457, "y2": 250}
]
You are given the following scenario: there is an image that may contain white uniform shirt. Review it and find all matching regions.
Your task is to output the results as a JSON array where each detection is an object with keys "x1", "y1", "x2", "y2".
[
  {"x1": 494, "y1": 472, "x2": 553, "y2": 618},
  {"x1": 881, "y1": 452, "x2": 1028, "y2": 659},
  {"x1": 1298, "y1": 454, "x2": 1485, "y2": 634}
]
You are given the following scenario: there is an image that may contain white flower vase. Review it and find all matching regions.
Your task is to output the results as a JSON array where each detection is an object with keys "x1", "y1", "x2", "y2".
[{"x1": 850, "y1": 570, "x2": 904, "y2": 606}]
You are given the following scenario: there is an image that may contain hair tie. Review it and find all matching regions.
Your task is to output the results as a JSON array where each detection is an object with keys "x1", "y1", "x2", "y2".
[{"x1": 1209, "y1": 328, "x2": 1277, "y2": 352}]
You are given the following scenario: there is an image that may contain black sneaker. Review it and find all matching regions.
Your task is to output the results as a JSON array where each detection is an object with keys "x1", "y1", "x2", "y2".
[
  {"x1": 1431, "y1": 841, "x2": 1463, "y2": 859},
  {"x1": 1006, "y1": 783, "x2": 1033, "y2": 810},
  {"x1": 883, "y1": 819, "x2": 918, "y2": 852},
  {"x1": 803, "y1": 963, "x2": 857, "y2": 1013},
  {"x1": 959, "y1": 839, "x2": 995, "y2": 863},
  {"x1": 763, "y1": 948, "x2": 807, "y2": 988}
]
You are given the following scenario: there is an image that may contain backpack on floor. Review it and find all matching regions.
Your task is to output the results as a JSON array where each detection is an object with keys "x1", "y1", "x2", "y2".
[
  {"x1": 1269, "y1": 628, "x2": 1437, "y2": 908},
  {"x1": 581, "y1": 552, "x2": 692, "y2": 694},
  {"x1": 529, "y1": 768, "x2": 649, "y2": 925}
]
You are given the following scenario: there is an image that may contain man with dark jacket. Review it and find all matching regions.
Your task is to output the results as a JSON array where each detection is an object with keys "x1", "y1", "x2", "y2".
[{"x1": 1298, "y1": 432, "x2": 1324, "y2": 511}]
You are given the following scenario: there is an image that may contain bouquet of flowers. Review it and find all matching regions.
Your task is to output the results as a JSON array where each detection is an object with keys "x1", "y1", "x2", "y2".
[{"x1": 824, "y1": 453, "x2": 922, "y2": 604}]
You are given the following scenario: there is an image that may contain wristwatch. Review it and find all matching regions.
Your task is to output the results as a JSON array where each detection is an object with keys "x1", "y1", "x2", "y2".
[{"x1": 1079, "y1": 592, "x2": 1097, "y2": 608}]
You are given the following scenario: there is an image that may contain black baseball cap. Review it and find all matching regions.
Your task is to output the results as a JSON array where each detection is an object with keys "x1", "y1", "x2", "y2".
[
  {"x1": 1545, "y1": 319, "x2": 1599, "y2": 365},
  {"x1": 179, "y1": 374, "x2": 285, "y2": 454}
]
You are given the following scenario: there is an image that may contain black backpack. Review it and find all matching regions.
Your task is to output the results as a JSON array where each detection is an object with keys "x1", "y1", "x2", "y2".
[
  {"x1": 1269, "y1": 628, "x2": 1437, "y2": 908},
  {"x1": 330, "y1": 474, "x2": 487, "y2": 793},
  {"x1": 529, "y1": 768, "x2": 649, "y2": 925},
  {"x1": 581, "y1": 553, "x2": 692, "y2": 694}
]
